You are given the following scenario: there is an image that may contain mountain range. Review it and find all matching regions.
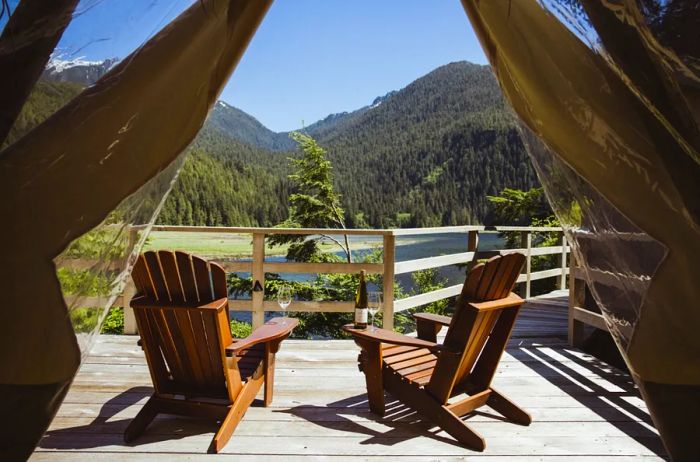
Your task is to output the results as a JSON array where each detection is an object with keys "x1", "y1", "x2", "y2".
[
  {"x1": 7, "y1": 58, "x2": 539, "y2": 228},
  {"x1": 195, "y1": 61, "x2": 538, "y2": 227}
]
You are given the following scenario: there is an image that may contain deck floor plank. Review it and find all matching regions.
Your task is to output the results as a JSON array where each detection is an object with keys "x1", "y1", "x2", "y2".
[{"x1": 32, "y1": 295, "x2": 667, "y2": 460}]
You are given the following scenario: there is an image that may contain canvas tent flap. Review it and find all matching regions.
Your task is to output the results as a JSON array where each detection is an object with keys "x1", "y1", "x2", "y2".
[
  {"x1": 462, "y1": 0, "x2": 700, "y2": 454},
  {"x1": 0, "y1": 0, "x2": 272, "y2": 385},
  {"x1": 459, "y1": 1, "x2": 700, "y2": 457},
  {"x1": 460, "y1": 0, "x2": 699, "y2": 385}
]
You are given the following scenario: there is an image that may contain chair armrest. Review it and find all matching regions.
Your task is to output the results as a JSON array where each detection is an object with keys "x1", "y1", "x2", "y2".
[
  {"x1": 226, "y1": 317, "x2": 298, "y2": 354},
  {"x1": 413, "y1": 312, "x2": 452, "y2": 326},
  {"x1": 470, "y1": 292, "x2": 523, "y2": 311},
  {"x1": 343, "y1": 325, "x2": 441, "y2": 352},
  {"x1": 413, "y1": 313, "x2": 452, "y2": 342},
  {"x1": 130, "y1": 295, "x2": 228, "y2": 311}
]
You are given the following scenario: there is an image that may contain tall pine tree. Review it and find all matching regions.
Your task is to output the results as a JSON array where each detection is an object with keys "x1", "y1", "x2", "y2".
[{"x1": 268, "y1": 132, "x2": 352, "y2": 262}]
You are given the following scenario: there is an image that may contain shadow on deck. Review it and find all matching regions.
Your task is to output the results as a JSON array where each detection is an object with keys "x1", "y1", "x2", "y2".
[{"x1": 33, "y1": 296, "x2": 667, "y2": 461}]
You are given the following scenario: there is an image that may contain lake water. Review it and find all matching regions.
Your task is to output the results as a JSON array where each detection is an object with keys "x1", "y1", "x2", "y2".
[{"x1": 229, "y1": 232, "x2": 505, "y2": 323}]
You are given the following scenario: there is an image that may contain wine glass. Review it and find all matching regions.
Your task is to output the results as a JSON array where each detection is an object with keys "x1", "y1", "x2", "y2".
[
  {"x1": 277, "y1": 285, "x2": 292, "y2": 324},
  {"x1": 368, "y1": 291, "x2": 382, "y2": 331}
]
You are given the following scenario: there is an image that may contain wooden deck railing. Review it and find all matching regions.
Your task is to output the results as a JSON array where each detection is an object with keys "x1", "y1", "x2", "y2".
[
  {"x1": 61, "y1": 225, "x2": 570, "y2": 334},
  {"x1": 567, "y1": 253, "x2": 612, "y2": 346},
  {"x1": 565, "y1": 229, "x2": 657, "y2": 346}
]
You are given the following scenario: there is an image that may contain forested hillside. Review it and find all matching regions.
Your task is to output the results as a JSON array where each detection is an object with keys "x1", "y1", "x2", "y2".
[
  {"x1": 5, "y1": 61, "x2": 539, "y2": 228},
  {"x1": 206, "y1": 61, "x2": 538, "y2": 227},
  {"x1": 309, "y1": 62, "x2": 536, "y2": 227},
  {"x1": 1, "y1": 80, "x2": 83, "y2": 149},
  {"x1": 156, "y1": 127, "x2": 290, "y2": 227},
  {"x1": 208, "y1": 102, "x2": 294, "y2": 151},
  {"x1": 2, "y1": 79, "x2": 290, "y2": 228}
]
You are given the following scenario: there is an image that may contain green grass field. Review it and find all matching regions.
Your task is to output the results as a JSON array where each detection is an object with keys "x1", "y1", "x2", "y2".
[
  {"x1": 142, "y1": 231, "x2": 385, "y2": 258},
  {"x1": 143, "y1": 232, "x2": 287, "y2": 257}
]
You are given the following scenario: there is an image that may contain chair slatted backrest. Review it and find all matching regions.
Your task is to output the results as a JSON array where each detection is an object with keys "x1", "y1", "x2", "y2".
[
  {"x1": 131, "y1": 250, "x2": 234, "y2": 400},
  {"x1": 426, "y1": 253, "x2": 526, "y2": 403}
]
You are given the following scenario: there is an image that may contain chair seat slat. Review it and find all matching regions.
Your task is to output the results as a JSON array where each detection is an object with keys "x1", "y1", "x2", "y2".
[
  {"x1": 383, "y1": 347, "x2": 431, "y2": 364},
  {"x1": 394, "y1": 359, "x2": 437, "y2": 377},
  {"x1": 390, "y1": 353, "x2": 437, "y2": 371}
]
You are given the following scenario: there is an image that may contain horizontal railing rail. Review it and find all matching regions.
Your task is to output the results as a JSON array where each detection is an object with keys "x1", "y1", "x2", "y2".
[
  {"x1": 568, "y1": 256, "x2": 613, "y2": 346},
  {"x1": 60, "y1": 225, "x2": 570, "y2": 333}
]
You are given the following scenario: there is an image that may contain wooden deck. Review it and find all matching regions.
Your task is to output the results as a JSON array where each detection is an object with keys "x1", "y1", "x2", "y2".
[{"x1": 32, "y1": 296, "x2": 667, "y2": 461}]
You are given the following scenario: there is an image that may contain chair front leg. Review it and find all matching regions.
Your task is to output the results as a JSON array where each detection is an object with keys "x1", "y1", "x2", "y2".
[
  {"x1": 354, "y1": 338, "x2": 385, "y2": 416},
  {"x1": 263, "y1": 343, "x2": 275, "y2": 406}
]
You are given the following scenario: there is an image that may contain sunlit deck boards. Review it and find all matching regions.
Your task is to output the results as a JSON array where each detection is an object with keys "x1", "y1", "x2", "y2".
[{"x1": 32, "y1": 296, "x2": 667, "y2": 460}]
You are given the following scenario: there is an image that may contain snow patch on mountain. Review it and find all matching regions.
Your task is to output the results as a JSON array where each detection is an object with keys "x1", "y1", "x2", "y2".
[{"x1": 43, "y1": 56, "x2": 120, "y2": 86}]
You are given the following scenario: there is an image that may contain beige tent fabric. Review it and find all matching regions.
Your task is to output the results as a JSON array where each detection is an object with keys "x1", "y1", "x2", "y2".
[
  {"x1": 0, "y1": 0, "x2": 272, "y2": 384},
  {"x1": 0, "y1": 0, "x2": 79, "y2": 143},
  {"x1": 458, "y1": 0, "x2": 699, "y2": 385}
]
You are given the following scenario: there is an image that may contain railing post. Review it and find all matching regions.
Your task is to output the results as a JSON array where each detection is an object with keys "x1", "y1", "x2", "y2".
[
  {"x1": 558, "y1": 233, "x2": 568, "y2": 290},
  {"x1": 252, "y1": 233, "x2": 265, "y2": 329},
  {"x1": 520, "y1": 231, "x2": 532, "y2": 299},
  {"x1": 382, "y1": 234, "x2": 395, "y2": 330},
  {"x1": 467, "y1": 230, "x2": 479, "y2": 254},
  {"x1": 123, "y1": 225, "x2": 138, "y2": 334},
  {"x1": 568, "y1": 252, "x2": 585, "y2": 347},
  {"x1": 121, "y1": 282, "x2": 137, "y2": 334}
]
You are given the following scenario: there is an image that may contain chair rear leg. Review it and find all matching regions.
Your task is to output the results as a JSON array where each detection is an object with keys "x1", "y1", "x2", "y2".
[
  {"x1": 124, "y1": 395, "x2": 159, "y2": 443},
  {"x1": 487, "y1": 387, "x2": 532, "y2": 425},
  {"x1": 436, "y1": 405, "x2": 486, "y2": 451}
]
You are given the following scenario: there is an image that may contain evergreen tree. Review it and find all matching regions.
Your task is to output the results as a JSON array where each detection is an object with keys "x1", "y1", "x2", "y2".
[
  {"x1": 486, "y1": 187, "x2": 552, "y2": 227},
  {"x1": 268, "y1": 132, "x2": 352, "y2": 262},
  {"x1": 487, "y1": 187, "x2": 561, "y2": 295}
]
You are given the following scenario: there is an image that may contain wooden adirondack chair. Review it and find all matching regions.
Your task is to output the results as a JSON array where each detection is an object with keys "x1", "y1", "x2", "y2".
[
  {"x1": 124, "y1": 250, "x2": 298, "y2": 453},
  {"x1": 346, "y1": 253, "x2": 531, "y2": 451}
]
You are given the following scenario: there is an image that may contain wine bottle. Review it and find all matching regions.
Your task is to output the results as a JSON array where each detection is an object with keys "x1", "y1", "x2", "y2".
[{"x1": 354, "y1": 270, "x2": 368, "y2": 329}]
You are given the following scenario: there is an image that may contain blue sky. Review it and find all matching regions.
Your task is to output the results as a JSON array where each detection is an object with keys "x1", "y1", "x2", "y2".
[{"x1": 7, "y1": 0, "x2": 487, "y2": 132}]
